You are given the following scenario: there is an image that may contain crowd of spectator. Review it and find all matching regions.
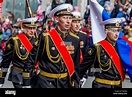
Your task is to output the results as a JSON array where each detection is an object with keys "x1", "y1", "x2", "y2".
[{"x1": 0, "y1": 17, "x2": 12, "y2": 61}]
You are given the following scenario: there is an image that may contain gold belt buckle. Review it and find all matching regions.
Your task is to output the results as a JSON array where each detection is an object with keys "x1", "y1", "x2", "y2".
[
  {"x1": 114, "y1": 81, "x2": 116, "y2": 85},
  {"x1": 110, "y1": 81, "x2": 119, "y2": 85},
  {"x1": 58, "y1": 73, "x2": 61, "y2": 79},
  {"x1": 110, "y1": 81, "x2": 113, "y2": 85},
  {"x1": 115, "y1": 81, "x2": 120, "y2": 85}
]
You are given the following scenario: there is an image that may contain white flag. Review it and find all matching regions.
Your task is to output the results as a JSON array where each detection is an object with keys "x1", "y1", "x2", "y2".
[{"x1": 89, "y1": 0, "x2": 110, "y2": 44}]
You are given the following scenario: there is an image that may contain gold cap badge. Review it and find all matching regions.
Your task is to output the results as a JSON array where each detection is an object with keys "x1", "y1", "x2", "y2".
[
  {"x1": 31, "y1": 20, "x2": 35, "y2": 25},
  {"x1": 67, "y1": 6, "x2": 71, "y2": 12},
  {"x1": 115, "y1": 21, "x2": 120, "y2": 27},
  {"x1": 75, "y1": 15, "x2": 79, "y2": 19}
]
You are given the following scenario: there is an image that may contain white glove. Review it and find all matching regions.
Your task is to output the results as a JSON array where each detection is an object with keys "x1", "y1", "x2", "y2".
[
  {"x1": 80, "y1": 77, "x2": 87, "y2": 88},
  {"x1": 0, "y1": 84, "x2": 3, "y2": 88},
  {"x1": 22, "y1": 86, "x2": 31, "y2": 88}
]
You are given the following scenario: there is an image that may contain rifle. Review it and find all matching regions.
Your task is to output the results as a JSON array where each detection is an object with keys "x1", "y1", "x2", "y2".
[
  {"x1": 25, "y1": 0, "x2": 32, "y2": 17},
  {"x1": 42, "y1": 11, "x2": 46, "y2": 32}
]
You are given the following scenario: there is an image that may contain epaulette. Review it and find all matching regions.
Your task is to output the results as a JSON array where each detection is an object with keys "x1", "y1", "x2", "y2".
[
  {"x1": 12, "y1": 36, "x2": 19, "y2": 40},
  {"x1": 94, "y1": 43, "x2": 101, "y2": 48},
  {"x1": 43, "y1": 32, "x2": 49, "y2": 36},
  {"x1": 94, "y1": 43, "x2": 100, "y2": 46},
  {"x1": 70, "y1": 32, "x2": 79, "y2": 39},
  {"x1": 5, "y1": 36, "x2": 17, "y2": 43},
  {"x1": 79, "y1": 31, "x2": 87, "y2": 35},
  {"x1": 34, "y1": 39, "x2": 39, "y2": 46}
]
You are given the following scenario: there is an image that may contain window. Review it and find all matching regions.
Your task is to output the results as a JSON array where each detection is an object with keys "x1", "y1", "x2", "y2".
[{"x1": 2, "y1": 0, "x2": 38, "y2": 23}]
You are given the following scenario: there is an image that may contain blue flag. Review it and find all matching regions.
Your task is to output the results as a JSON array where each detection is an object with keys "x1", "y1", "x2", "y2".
[{"x1": 117, "y1": 31, "x2": 132, "y2": 80}]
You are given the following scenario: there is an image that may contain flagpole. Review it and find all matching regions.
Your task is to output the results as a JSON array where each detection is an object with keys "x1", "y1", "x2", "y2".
[
  {"x1": 25, "y1": 0, "x2": 32, "y2": 17},
  {"x1": 12, "y1": 0, "x2": 14, "y2": 23}
]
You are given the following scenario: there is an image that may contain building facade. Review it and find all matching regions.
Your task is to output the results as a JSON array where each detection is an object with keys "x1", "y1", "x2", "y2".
[
  {"x1": 2, "y1": 0, "x2": 119, "y2": 23},
  {"x1": 2, "y1": 0, "x2": 38, "y2": 23}
]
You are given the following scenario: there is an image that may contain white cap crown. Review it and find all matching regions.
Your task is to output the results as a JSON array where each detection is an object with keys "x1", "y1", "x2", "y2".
[{"x1": 49, "y1": 4, "x2": 73, "y2": 18}]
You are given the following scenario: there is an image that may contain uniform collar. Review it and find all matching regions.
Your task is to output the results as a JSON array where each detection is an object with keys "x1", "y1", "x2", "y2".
[
  {"x1": 105, "y1": 38, "x2": 116, "y2": 46},
  {"x1": 56, "y1": 27, "x2": 69, "y2": 39},
  {"x1": 70, "y1": 29, "x2": 78, "y2": 36}
]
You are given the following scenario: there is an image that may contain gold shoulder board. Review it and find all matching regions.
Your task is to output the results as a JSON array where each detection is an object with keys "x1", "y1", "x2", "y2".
[
  {"x1": 12, "y1": 36, "x2": 19, "y2": 40},
  {"x1": 80, "y1": 31, "x2": 87, "y2": 35},
  {"x1": 43, "y1": 32, "x2": 49, "y2": 36},
  {"x1": 70, "y1": 33, "x2": 79, "y2": 39},
  {"x1": 34, "y1": 40, "x2": 39, "y2": 46},
  {"x1": 94, "y1": 43, "x2": 101, "y2": 49}
]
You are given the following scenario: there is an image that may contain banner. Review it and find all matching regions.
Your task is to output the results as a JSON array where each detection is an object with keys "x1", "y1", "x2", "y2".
[
  {"x1": 0, "y1": 0, "x2": 3, "y2": 3},
  {"x1": 0, "y1": 2, "x2": 2, "y2": 18},
  {"x1": 89, "y1": 0, "x2": 110, "y2": 44}
]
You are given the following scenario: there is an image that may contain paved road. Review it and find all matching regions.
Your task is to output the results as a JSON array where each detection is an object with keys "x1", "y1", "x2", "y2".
[
  {"x1": 0, "y1": 64, "x2": 131, "y2": 88},
  {"x1": 1, "y1": 74, "x2": 132, "y2": 88},
  {"x1": 82, "y1": 76, "x2": 132, "y2": 88}
]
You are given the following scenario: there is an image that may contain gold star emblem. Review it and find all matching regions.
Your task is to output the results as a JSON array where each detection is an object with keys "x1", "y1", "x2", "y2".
[
  {"x1": 88, "y1": 48, "x2": 93, "y2": 55},
  {"x1": 7, "y1": 43, "x2": 11, "y2": 49},
  {"x1": 34, "y1": 40, "x2": 38, "y2": 46}
]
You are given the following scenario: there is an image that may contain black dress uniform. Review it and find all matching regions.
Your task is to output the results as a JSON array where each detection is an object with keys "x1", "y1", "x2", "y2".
[
  {"x1": 81, "y1": 39, "x2": 122, "y2": 88},
  {"x1": 27, "y1": 3, "x2": 81, "y2": 88},
  {"x1": 0, "y1": 17, "x2": 38, "y2": 88},
  {"x1": 71, "y1": 12, "x2": 89, "y2": 88},
  {"x1": 76, "y1": 31, "x2": 88, "y2": 59},
  {"x1": 71, "y1": 31, "x2": 88, "y2": 59},
  {"x1": 28, "y1": 27, "x2": 80, "y2": 88},
  {"x1": 81, "y1": 18, "x2": 125, "y2": 88},
  {"x1": 71, "y1": 11, "x2": 89, "y2": 59},
  {"x1": 70, "y1": 30, "x2": 89, "y2": 87}
]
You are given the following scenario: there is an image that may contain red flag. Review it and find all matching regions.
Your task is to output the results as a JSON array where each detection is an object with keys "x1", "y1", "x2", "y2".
[
  {"x1": 0, "y1": 0, "x2": 3, "y2": 18},
  {"x1": 0, "y1": 0, "x2": 3, "y2": 3}
]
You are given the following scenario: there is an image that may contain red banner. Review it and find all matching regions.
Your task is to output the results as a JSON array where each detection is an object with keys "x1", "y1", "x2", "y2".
[
  {"x1": 0, "y1": 0, "x2": 3, "y2": 3},
  {"x1": 0, "y1": 0, "x2": 3, "y2": 18},
  {"x1": 99, "y1": 40, "x2": 125, "y2": 81},
  {"x1": 0, "y1": 3, "x2": 2, "y2": 13}
]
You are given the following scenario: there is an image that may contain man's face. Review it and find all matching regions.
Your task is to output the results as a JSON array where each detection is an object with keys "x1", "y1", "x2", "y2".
[
  {"x1": 105, "y1": 28, "x2": 120, "y2": 41},
  {"x1": 71, "y1": 20, "x2": 81, "y2": 32},
  {"x1": 24, "y1": 26, "x2": 36, "y2": 37},
  {"x1": 55, "y1": 15, "x2": 72, "y2": 31},
  {"x1": 128, "y1": 30, "x2": 132, "y2": 37}
]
